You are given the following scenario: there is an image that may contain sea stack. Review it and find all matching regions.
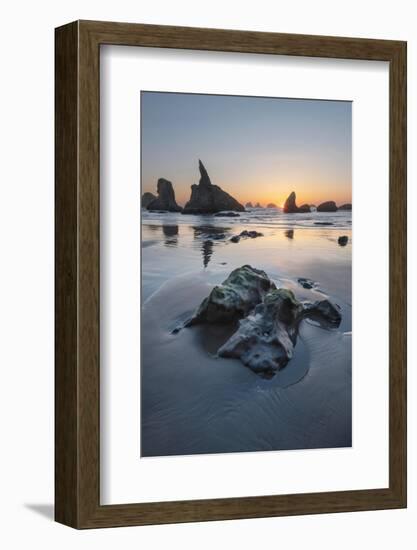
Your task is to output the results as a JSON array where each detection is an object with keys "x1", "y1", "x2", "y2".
[
  {"x1": 283, "y1": 191, "x2": 311, "y2": 213},
  {"x1": 147, "y1": 178, "x2": 182, "y2": 212},
  {"x1": 317, "y1": 201, "x2": 338, "y2": 212},
  {"x1": 267, "y1": 203, "x2": 278, "y2": 209},
  {"x1": 338, "y1": 203, "x2": 352, "y2": 211},
  {"x1": 182, "y1": 160, "x2": 245, "y2": 214},
  {"x1": 245, "y1": 202, "x2": 254, "y2": 208},
  {"x1": 142, "y1": 192, "x2": 156, "y2": 208}
]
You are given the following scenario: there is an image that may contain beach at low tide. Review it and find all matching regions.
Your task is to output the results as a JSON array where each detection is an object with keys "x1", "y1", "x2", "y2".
[{"x1": 141, "y1": 208, "x2": 352, "y2": 457}]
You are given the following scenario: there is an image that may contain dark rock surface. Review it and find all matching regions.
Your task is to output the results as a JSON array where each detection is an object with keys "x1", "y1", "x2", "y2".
[
  {"x1": 298, "y1": 277, "x2": 315, "y2": 289},
  {"x1": 304, "y1": 299, "x2": 342, "y2": 327},
  {"x1": 142, "y1": 192, "x2": 157, "y2": 208},
  {"x1": 339, "y1": 203, "x2": 352, "y2": 211},
  {"x1": 283, "y1": 192, "x2": 310, "y2": 213},
  {"x1": 218, "y1": 288, "x2": 304, "y2": 374},
  {"x1": 230, "y1": 230, "x2": 263, "y2": 243},
  {"x1": 317, "y1": 201, "x2": 338, "y2": 212},
  {"x1": 314, "y1": 222, "x2": 334, "y2": 226},
  {"x1": 184, "y1": 266, "x2": 342, "y2": 376},
  {"x1": 187, "y1": 265, "x2": 276, "y2": 325},
  {"x1": 147, "y1": 178, "x2": 183, "y2": 212},
  {"x1": 214, "y1": 212, "x2": 240, "y2": 217},
  {"x1": 338, "y1": 235, "x2": 349, "y2": 246},
  {"x1": 218, "y1": 289, "x2": 342, "y2": 375},
  {"x1": 182, "y1": 160, "x2": 245, "y2": 214}
]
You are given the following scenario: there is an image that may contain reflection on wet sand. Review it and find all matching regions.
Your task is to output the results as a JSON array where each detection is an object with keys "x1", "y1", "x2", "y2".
[
  {"x1": 162, "y1": 224, "x2": 178, "y2": 237},
  {"x1": 163, "y1": 224, "x2": 178, "y2": 247},
  {"x1": 193, "y1": 225, "x2": 231, "y2": 268},
  {"x1": 201, "y1": 240, "x2": 213, "y2": 268}
]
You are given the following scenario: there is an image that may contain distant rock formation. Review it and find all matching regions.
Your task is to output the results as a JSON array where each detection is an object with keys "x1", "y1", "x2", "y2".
[
  {"x1": 214, "y1": 212, "x2": 240, "y2": 217},
  {"x1": 245, "y1": 202, "x2": 254, "y2": 208},
  {"x1": 283, "y1": 192, "x2": 311, "y2": 213},
  {"x1": 317, "y1": 201, "x2": 338, "y2": 212},
  {"x1": 142, "y1": 192, "x2": 156, "y2": 208},
  {"x1": 267, "y1": 203, "x2": 278, "y2": 209},
  {"x1": 254, "y1": 202, "x2": 262, "y2": 208},
  {"x1": 339, "y1": 203, "x2": 352, "y2": 211},
  {"x1": 182, "y1": 160, "x2": 245, "y2": 214},
  {"x1": 147, "y1": 178, "x2": 183, "y2": 212}
]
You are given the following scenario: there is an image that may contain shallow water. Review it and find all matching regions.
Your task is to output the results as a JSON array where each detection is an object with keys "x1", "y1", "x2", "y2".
[{"x1": 141, "y1": 208, "x2": 352, "y2": 457}]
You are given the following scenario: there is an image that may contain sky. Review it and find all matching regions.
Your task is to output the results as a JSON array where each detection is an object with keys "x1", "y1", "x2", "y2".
[{"x1": 141, "y1": 92, "x2": 352, "y2": 207}]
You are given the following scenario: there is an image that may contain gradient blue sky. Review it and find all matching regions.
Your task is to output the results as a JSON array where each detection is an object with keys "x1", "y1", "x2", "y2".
[{"x1": 141, "y1": 92, "x2": 352, "y2": 207}]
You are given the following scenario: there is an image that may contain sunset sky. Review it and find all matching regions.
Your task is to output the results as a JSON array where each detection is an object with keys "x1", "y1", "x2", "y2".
[{"x1": 141, "y1": 92, "x2": 352, "y2": 207}]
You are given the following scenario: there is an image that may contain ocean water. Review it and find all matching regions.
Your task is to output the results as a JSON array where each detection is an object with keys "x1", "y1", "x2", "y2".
[{"x1": 140, "y1": 207, "x2": 352, "y2": 457}]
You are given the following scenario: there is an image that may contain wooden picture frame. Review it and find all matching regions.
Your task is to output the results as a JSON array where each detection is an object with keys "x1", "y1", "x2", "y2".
[{"x1": 55, "y1": 20, "x2": 407, "y2": 529}]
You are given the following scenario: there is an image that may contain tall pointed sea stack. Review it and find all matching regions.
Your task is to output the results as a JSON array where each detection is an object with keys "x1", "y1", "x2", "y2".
[
  {"x1": 283, "y1": 191, "x2": 311, "y2": 213},
  {"x1": 147, "y1": 178, "x2": 182, "y2": 212},
  {"x1": 182, "y1": 160, "x2": 245, "y2": 214}
]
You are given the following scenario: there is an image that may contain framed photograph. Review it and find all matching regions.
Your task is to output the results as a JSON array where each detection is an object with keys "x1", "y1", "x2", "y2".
[{"x1": 55, "y1": 20, "x2": 406, "y2": 528}]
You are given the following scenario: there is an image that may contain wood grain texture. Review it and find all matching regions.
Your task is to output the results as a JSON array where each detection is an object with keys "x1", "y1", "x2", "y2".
[{"x1": 55, "y1": 20, "x2": 407, "y2": 529}]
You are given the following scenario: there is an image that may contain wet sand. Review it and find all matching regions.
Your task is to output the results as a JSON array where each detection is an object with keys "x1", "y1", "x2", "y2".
[{"x1": 141, "y1": 210, "x2": 352, "y2": 457}]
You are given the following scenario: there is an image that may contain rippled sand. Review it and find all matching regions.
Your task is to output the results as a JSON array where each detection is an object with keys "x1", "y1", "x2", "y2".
[{"x1": 141, "y1": 209, "x2": 352, "y2": 457}]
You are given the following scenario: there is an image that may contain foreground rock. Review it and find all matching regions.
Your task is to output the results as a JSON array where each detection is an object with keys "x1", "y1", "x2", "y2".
[
  {"x1": 187, "y1": 265, "x2": 276, "y2": 325},
  {"x1": 283, "y1": 192, "x2": 311, "y2": 213},
  {"x1": 182, "y1": 160, "x2": 245, "y2": 214},
  {"x1": 338, "y1": 235, "x2": 349, "y2": 246},
  {"x1": 317, "y1": 201, "x2": 338, "y2": 212},
  {"x1": 339, "y1": 203, "x2": 352, "y2": 211},
  {"x1": 218, "y1": 289, "x2": 341, "y2": 375},
  {"x1": 185, "y1": 265, "x2": 342, "y2": 376},
  {"x1": 142, "y1": 192, "x2": 157, "y2": 208},
  {"x1": 147, "y1": 178, "x2": 183, "y2": 212}
]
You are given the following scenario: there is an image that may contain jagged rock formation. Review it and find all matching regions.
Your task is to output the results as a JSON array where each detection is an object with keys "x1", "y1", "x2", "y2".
[
  {"x1": 283, "y1": 192, "x2": 311, "y2": 213},
  {"x1": 187, "y1": 265, "x2": 275, "y2": 325},
  {"x1": 147, "y1": 178, "x2": 182, "y2": 212},
  {"x1": 185, "y1": 265, "x2": 342, "y2": 376},
  {"x1": 245, "y1": 202, "x2": 254, "y2": 208},
  {"x1": 214, "y1": 212, "x2": 240, "y2": 217},
  {"x1": 267, "y1": 203, "x2": 278, "y2": 209},
  {"x1": 339, "y1": 203, "x2": 352, "y2": 211},
  {"x1": 317, "y1": 201, "x2": 338, "y2": 212},
  {"x1": 182, "y1": 160, "x2": 245, "y2": 214},
  {"x1": 142, "y1": 192, "x2": 157, "y2": 208}
]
